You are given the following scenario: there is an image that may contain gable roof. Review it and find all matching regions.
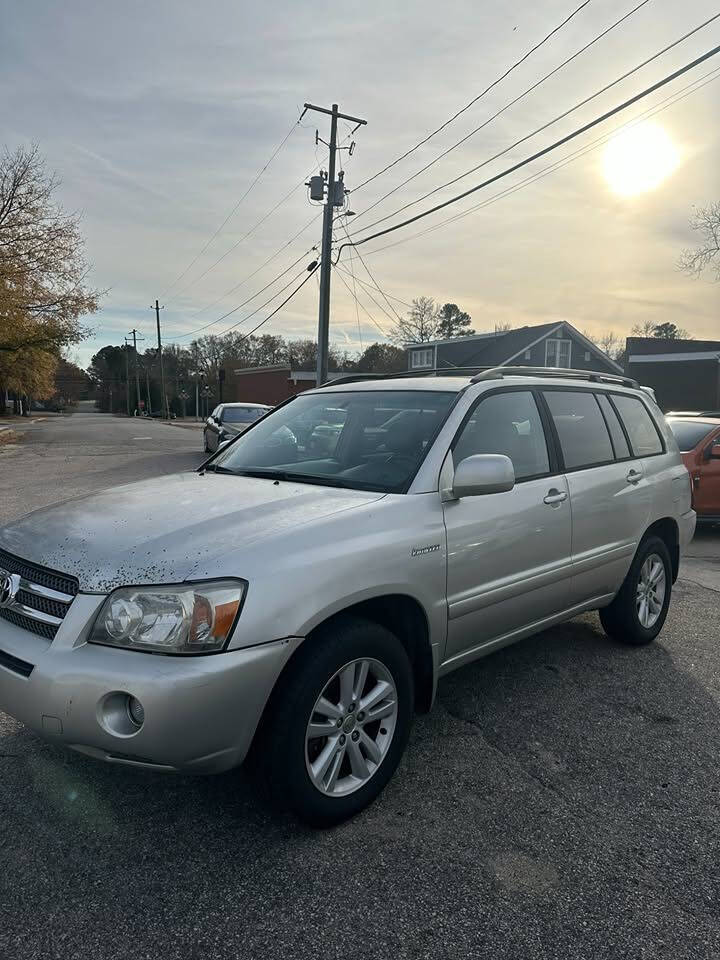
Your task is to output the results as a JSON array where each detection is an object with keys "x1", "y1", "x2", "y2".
[{"x1": 408, "y1": 321, "x2": 623, "y2": 375}]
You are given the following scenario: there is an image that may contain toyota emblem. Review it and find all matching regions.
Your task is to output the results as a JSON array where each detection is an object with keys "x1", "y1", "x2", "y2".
[{"x1": 0, "y1": 569, "x2": 20, "y2": 609}]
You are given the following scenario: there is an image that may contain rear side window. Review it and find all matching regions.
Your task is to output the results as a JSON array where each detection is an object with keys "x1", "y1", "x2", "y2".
[
  {"x1": 612, "y1": 395, "x2": 663, "y2": 456},
  {"x1": 596, "y1": 394, "x2": 630, "y2": 458},
  {"x1": 543, "y1": 390, "x2": 613, "y2": 469},
  {"x1": 453, "y1": 390, "x2": 550, "y2": 481}
]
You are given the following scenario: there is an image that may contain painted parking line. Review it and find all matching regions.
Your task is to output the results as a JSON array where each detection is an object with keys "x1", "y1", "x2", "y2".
[{"x1": 132, "y1": 436, "x2": 153, "y2": 440}]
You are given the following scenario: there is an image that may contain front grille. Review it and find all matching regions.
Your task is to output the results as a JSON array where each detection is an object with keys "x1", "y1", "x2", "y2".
[
  {"x1": 16, "y1": 589, "x2": 69, "y2": 621},
  {"x1": 0, "y1": 549, "x2": 77, "y2": 640},
  {"x1": 0, "y1": 607, "x2": 57, "y2": 640},
  {"x1": 0, "y1": 549, "x2": 78, "y2": 598}
]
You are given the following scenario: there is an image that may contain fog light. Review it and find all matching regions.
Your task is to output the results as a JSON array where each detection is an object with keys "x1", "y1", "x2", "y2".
[{"x1": 127, "y1": 696, "x2": 145, "y2": 727}]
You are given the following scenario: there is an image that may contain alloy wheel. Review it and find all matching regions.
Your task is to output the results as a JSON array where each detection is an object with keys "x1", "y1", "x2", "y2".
[
  {"x1": 305, "y1": 657, "x2": 398, "y2": 797},
  {"x1": 636, "y1": 553, "x2": 666, "y2": 629}
]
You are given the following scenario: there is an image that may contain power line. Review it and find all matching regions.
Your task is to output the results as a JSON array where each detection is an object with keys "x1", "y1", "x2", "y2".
[
  {"x1": 336, "y1": 44, "x2": 720, "y2": 260},
  {"x1": 160, "y1": 111, "x2": 305, "y2": 299},
  {"x1": 350, "y1": 0, "x2": 653, "y2": 226},
  {"x1": 354, "y1": 64, "x2": 720, "y2": 261},
  {"x1": 183, "y1": 212, "x2": 321, "y2": 322},
  {"x1": 167, "y1": 128, "x2": 354, "y2": 305},
  {"x1": 338, "y1": 222, "x2": 405, "y2": 323},
  {"x1": 335, "y1": 264, "x2": 400, "y2": 328},
  {"x1": 353, "y1": 0, "x2": 593, "y2": 193},
  {"x1": 168, "y1": 244, "x2": 320, "y2": 340},
  {"x1": 348, "y1": 15, "x2": 720, "y2": 240},
  {"x1": 335, "y1": 265, "x2": 412, "y2": 308},
  {"x1": 345, "y1": 241, "x2": 364, "y2": 350},
  {"x1": 217, "y1": 262, "x2": 320, "y2": 344},
  {"x1": 334, "y1": 267, "x2": 390, "y2": 339},
  {"x1": 168, "y1": 263, "x2": 313, "y2": 344}
]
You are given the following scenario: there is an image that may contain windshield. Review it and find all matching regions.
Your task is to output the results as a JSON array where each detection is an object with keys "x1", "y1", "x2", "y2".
[
  {"x1": 222, "y1": 406, "x2": 269, "y2": 424},
  {"x1": 212, "y1": 390, "x2": 456, "y2": 492},
  {"x1": 668, "y1": 420, "x2": 716, "y2": 452}
]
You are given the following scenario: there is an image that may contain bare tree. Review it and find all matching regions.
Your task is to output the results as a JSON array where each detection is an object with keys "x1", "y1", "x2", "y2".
[
  {"x1": 598, "y1": 331, "x2": 624, "y2": 361},
  {"x1": 390, "y1": 296, "x2": 441, "y2": 344},
  {"x1": 678, "y1": 202, "x2": 720, "y2": 281}
]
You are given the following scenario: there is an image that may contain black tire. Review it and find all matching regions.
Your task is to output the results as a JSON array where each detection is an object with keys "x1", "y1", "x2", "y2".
[
  {"x1": 260, "y1": 616, "x2": 413, "y2": 827},
  {"x1": 599, "y1": 535, "x2": 672, "y2": 646}
]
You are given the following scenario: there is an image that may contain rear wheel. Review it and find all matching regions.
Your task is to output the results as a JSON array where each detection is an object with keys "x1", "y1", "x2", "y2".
[
  {"x1": 261, "y1": 617, "x2": 413, "y2": 826},
  {"x1": 600, "y1": 535, "x2": 672, "y2": 645}
]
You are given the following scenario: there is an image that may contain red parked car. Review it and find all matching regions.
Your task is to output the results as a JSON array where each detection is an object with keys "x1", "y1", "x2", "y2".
[{"x1": 666, "y1": 413, "x2": 720, "y2": 523}]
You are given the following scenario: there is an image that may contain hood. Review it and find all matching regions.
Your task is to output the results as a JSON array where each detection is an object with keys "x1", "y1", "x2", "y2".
[{"x1": 0, "y1": 473, "x2": 384, "y2": 592}]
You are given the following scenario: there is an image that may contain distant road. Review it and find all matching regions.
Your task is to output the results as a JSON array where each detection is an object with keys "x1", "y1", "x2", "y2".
[{"x1": 0, "y1": 412, "x2": 206, "y2": 525}]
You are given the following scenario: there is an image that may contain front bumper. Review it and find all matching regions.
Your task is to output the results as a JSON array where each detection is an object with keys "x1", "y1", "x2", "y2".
[{"x1": 0, "y1": 594, "x2": 298, "y2": 773}]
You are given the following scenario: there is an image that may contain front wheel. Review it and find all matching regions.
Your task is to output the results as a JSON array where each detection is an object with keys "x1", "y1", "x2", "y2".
[
  {"x1": 600, "y1": 535, "x2": 672, "y2": 645},
  {"x1": 261, "y1": 617, "x2": 413, "y2": 826}
]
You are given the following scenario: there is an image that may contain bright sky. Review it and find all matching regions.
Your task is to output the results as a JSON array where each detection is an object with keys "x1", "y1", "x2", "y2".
[{"x1": 2, "y1": 0, "x2": 719, "y2": 368}]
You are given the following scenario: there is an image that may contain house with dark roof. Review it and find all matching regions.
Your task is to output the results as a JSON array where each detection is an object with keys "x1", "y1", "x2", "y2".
[
  {"x1": 625, "y1": 337, "x2": 720, "y2": 412},
  {"x1": 406, "y1": 321, "x2": 623, "y2": 376}
]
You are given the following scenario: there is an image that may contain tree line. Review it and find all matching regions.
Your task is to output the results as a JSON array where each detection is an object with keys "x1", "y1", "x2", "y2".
[{"x1": 0, "y1": 145, "x2": 100, "y2": 414}]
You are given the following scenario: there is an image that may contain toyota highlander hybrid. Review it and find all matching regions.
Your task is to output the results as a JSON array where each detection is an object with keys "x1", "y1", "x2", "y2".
[{"x1": 0, "y1": 367, "x2": 695, "y2": 825}]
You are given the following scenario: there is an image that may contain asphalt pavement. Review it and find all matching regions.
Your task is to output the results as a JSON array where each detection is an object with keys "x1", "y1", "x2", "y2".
[{"x1": 1, "y1": 413, "x2": 719, "y2": 960}]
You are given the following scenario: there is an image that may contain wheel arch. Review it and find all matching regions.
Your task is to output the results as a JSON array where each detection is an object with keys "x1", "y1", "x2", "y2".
[
  {"x1": 257, "y1": 593, "x2": 435, "y2": 738},
  {"x1": 644, "y1": 516, "x2": 680, "y2": 582}
]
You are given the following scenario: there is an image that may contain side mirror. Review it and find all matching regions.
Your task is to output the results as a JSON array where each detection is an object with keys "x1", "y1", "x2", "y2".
[
  {"x1": 450, "y1": 454, "x2": 515, "y2": 499},
  {"x1": 217, "y1": 438, "x2": 232, "y2": 452}
]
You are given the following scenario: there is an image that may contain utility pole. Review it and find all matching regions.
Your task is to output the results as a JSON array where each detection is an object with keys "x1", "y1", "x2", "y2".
[
  {"x1": 153, "y1": 299, "x2": 170, "y2": 419},
  {"x1": 128, "y1": 329, "x2": 144, "y2": 414},
  {"x1": 303, "y1": 102, "x2": 367, "y2": 385},
  {"x1": 123, "y1": 338, "x2": 131, "y2": 415}
]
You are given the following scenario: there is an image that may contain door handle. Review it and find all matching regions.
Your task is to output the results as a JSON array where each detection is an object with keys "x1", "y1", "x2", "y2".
[
  {"x1": 543, "y1": 489, "x2": 567, "y2": 505},
  {"x1": 626, "y1": 469, "x2": 642, "y2": 485}
]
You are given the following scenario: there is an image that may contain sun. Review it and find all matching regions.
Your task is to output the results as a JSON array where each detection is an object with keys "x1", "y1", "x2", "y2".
[{"x1": 602, "y1": 122, "x2": 680, "y2": 196}]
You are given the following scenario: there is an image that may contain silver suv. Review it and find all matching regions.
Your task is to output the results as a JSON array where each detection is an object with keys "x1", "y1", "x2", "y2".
[{"x1": 0, "y1": 368, "x2": 695, "y2": 825}]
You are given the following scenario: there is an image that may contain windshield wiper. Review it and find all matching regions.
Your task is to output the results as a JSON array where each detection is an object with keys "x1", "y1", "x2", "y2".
[
  {"x1": 235, "y1": 468, "x2": 351, "y2": 488},
  {"x1": 201, "y1": 463, "x2": 237, "y2": 475}
]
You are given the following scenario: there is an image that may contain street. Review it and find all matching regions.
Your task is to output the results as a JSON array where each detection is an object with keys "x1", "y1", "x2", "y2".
[{"x1": 1, "y1": 413, "x2": 720, "y2": 960}]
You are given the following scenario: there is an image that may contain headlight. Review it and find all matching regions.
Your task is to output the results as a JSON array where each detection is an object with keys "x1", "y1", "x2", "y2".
[{"x1": 89, "y1": 580, "x2": 246, "y2": 654}]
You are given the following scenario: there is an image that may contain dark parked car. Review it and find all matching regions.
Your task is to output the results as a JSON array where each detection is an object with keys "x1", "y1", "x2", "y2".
[{"x1": 203, "y1": 402, "x2": 271, "y2": 453}]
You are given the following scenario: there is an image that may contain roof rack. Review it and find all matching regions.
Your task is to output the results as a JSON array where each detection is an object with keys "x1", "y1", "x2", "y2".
[
  {"x1": 318, "y1": 367, "x2": 492, "y2": 388},
  {"x1": 666, "y1": 410, "x2": 720, "y2": 418},
  {"x1": 470, "y1": 366, "x2": 639, "y2": 389}
]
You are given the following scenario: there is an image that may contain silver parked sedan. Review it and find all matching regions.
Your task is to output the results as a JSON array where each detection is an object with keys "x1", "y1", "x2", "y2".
[{"x1": 203, "y1": 402, "x2": 271, "y2": 453}]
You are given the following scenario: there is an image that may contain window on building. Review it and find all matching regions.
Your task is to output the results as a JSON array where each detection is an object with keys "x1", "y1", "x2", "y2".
[
  {"x1": 453, "y1": 390, "x2": 550, "y2": 481},
  {"x1": 524, "y1": 350, "x2": 531, "y2": 360},
  {"x1": 410, "y1": 348, "x2": 434, "y2": 369},
  {"x1": 584, "y1": 351, "x2": 591, "y2": 362},
  {"x1": 612, "y1": 395, "x2": 663, "y2": 456},
  {"x1": 543, "y1": 390, "x2": 613, "y2": 469},
  {"x1": 545, "y1": 338, "x2": 572, "y2": 368}
]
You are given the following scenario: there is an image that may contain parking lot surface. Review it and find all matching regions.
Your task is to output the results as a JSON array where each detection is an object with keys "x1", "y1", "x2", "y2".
[{"x1": 1, "y1": 413, "x2": 719, "y2": 959}]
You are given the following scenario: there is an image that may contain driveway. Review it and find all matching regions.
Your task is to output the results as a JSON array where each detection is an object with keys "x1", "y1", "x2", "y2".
[{"x1": 1, "y1": 413, "x2": 719, "y2": 959}]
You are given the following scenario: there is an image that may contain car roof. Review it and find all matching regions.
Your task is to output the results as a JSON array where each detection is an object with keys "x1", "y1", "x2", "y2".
[
  {"x1": 221, "y1": 401, "x2": 271, "y2": 408},
  {"x1": 666, "y1": 415, "x2": 720, "y2": 426}
]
